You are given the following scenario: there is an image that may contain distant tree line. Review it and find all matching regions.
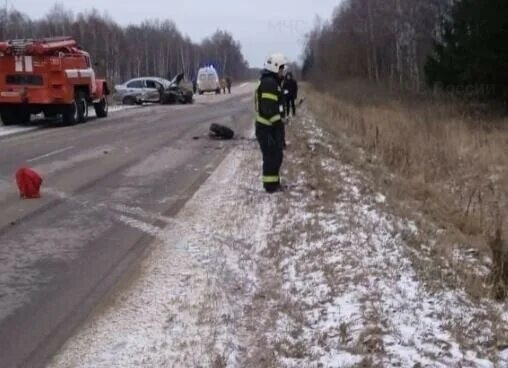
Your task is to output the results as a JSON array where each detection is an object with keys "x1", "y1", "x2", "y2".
[
  {"x1": 302, "y1": 0, "x2": 453, "y2": 92},
  {"x1": 0, "y1": 4, "x2": 250, "y2": 83},
  {"x1": 303, "y1": 0, "x2": 508, "y2": 101},
  {"x1": 425, "y1": 0, "x2": 508, "y2": 101}
]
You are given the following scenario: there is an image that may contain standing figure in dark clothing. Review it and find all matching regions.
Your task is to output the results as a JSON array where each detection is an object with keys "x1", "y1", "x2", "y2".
[
  {"x1": 282, "y1": 72, "x2": 298, "y2": 117},
  {"x1": 192, "y1": 78, "x2": 197, "y2": 94},
  {"x1": 226, "y1": 77, "x2": 232, "y2": 94}
]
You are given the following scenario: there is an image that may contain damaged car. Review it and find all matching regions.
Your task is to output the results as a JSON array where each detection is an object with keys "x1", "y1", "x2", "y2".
[
  {"x1": 114, "y1": 77, "x2": 164, "y2": 105},
  {"x1": 114, "y1": 74, "x2": 193, "y2": 105},
  {"x1": 159, "y1": 73, "x2": 194, "y2": 105}
]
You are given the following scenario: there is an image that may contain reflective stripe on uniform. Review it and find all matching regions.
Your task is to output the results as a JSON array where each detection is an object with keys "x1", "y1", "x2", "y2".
[
  {"x1": 255, "y1": 81, "x2": 261, "y2": 112},
  {"x1": 256, "y1": 114, "x2": 281, "y2": 126},
  {"x1": 261, "y1": 92, "x2": 278, "y2": 101},
  {"x1": 263, "y1": 175, "x2": 279, "y2": 183},
  {"x1": 256, "y1": 115, "x2": 271, "y2": 125}
]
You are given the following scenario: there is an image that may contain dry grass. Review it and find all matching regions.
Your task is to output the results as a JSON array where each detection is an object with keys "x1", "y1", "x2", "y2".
[{"x1": 306, "y1": 80, "x2": 508, "y2": 298}]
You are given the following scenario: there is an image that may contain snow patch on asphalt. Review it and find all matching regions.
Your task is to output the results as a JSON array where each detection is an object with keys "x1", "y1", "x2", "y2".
[
  {"x1": 33, "y1": 146, "x2": 115, "y2": 177},
  {"x1": 0, "y1": 203, "x2": 115, "y2": 321},
  {"x1": 0, "y1": 125, "x2": 37, "y2": 137},
  {"x1": 124, "y1": 147, "x2": 194, "y2": 177}
]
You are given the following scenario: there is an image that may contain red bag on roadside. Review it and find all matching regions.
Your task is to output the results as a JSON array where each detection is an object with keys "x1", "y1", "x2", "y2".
[{"x1": 15, "y1": 167, "x2": 43, "y2": 199}]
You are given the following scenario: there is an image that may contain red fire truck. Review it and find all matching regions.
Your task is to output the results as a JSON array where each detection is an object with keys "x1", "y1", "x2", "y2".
[{"x1": 0, "y1": 37, "x2": 110, "y2": 125}]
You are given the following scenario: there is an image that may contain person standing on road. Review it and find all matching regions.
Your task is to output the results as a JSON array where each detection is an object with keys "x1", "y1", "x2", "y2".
[
  {"x1": 282, "y1": 72, "x2": 298, "y2": 117},
  {"x1": 226, "y1": 77, "x2": 232, "y2": 94},
  {"x1": 255, "y1": 53, "x2": 288, "y2": 193},
  {"x1": 192, "y1": 77, "x2": 197, "y2": 94},
  {"x1": 220, "y1": 78, "x2": 227, "y2": 94}
]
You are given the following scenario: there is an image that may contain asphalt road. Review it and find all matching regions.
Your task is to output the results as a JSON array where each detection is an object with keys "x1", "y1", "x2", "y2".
[{"x1": 0, "y1": 86, "x2": 254, "y2": 368}]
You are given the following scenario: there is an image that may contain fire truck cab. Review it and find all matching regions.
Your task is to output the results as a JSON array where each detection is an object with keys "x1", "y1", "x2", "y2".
[{"x1": 0, "y1": 37, "x2": 110, "y2": 125}]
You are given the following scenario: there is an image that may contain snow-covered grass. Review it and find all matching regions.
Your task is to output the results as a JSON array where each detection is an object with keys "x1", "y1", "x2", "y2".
[
  {"x1": 306, "y1": 85, "x2": 508, "y2": 300},
  {"x1": 257, "y1": 112, "x2": 508, "y2": 367},
  {"x1": 49, "y1": 106, "x2": 508, "y2": 367}
]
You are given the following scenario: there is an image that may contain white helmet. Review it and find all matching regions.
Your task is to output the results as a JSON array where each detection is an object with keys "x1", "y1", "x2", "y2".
[{"x1": 264, "y1": 53, "x2": 289, "y2": 74}]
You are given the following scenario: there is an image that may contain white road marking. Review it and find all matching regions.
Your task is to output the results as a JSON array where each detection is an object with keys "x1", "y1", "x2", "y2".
[{"x1": 27, "y1": 146, "x2": 74, "y2": 163}]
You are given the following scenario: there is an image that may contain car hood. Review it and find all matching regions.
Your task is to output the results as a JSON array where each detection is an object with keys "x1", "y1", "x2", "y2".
[{"x1": 169, "y1": 73, "x2": 184, "y2": 87}]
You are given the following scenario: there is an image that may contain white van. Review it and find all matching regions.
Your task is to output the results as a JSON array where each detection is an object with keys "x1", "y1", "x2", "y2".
[{"x1": 196, "y1": 66, "x2": 221, "y2": 95}]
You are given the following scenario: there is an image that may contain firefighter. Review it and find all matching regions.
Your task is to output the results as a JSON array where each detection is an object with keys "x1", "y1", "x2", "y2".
[{"x1": 255, "y1": 53, "x2": 288, "y2": 193}]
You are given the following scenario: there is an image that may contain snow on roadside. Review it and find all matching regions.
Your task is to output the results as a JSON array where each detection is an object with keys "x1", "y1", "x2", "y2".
[
  {"x1": 257, "y1": 108, "x2": 508, "y2": 367},
  {"x1": 49, "y1": 105, "x2": 508, "y2": 367}
]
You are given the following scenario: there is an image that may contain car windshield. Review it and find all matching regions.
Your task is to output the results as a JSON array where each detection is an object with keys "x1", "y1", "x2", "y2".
[
  {"x1": 168, "y1": 74, "x2": 184, "y2": 86},
  {"x1": 157, "y1": 79, "x2": 171, "y2": 88}
]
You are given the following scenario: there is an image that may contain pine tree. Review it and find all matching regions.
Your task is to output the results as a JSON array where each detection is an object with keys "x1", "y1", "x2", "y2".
[{"x1": 425, "y1": 0, "x2": 508, "y2": 100}]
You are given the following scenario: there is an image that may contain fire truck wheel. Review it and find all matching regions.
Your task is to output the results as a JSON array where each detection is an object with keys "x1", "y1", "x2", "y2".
[
  {"x1": 61, "y1": 103, "x2": 77, "y2": 125},
  {"x1": 0, "y1": 109, "x2": 30, "y2": 125},
  {"x1": 77, "y1": 92, "x2": 89, "y2": 123},
  {"x1": 0, "y1": 110, "x2": 16, "y2": 125},
  {"x1": 62, "y1": 91, "x2": 87, "y2": 125},
  {"x1": 94, "y1": 97, "x2": 109, "y2": 118}
]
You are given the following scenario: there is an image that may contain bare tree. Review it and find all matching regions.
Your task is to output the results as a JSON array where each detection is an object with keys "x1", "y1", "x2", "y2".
[
  {"x1": 0, "y1": 4, "x2": 250, "y2": 84},
  {"x1": 303, "y1": 0, "x2": 452, "y2": 91}
]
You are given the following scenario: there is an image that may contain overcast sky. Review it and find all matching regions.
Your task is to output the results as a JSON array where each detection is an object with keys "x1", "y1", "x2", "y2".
[{"x1": 6, "y1": 0, "x2": 340, "y2": 67}]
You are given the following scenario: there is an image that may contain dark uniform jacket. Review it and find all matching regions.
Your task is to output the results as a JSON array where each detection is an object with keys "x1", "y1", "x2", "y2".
[
  {"x1": 283, "y1": 78, "x2": 298, "y2": 100},
  {"x1": 255, "y1": 70, "x2": 284, "y2": 125}
]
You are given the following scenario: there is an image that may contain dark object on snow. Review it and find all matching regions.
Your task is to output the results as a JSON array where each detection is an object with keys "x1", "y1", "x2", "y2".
[
  {"x1": 297, "y1": 98, "x2": 305, "y2": 107},
  {"x1": 209, "y1": 123, "x2": 234, "y2": 140},
  {"x1": 15, "y1": 167, "x2": 42, "y2": 199}
]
